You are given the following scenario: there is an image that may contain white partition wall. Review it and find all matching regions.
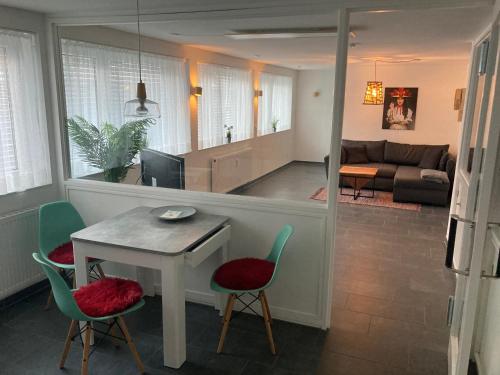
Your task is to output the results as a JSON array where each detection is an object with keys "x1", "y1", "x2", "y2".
[{"x1": 65, "y1": 180, "x2": 330, "y2": 328}]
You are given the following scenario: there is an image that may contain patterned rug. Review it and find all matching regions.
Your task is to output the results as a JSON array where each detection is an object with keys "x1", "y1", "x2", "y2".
[{"x1": 309, "y1": 187, "x2": 421, "y2": 212}]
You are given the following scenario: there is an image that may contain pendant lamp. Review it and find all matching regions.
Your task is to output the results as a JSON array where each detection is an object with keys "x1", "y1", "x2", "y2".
[
  {"x1": 362, "y1": 60, "x2": 383, "y2": 105},
  {"x1": 124, "y1": 0, "x2": 160, "y2": 118}
]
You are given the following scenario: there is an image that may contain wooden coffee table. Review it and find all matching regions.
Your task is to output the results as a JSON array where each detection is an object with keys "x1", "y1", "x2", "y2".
[{"x1": 339, "y1": 166, "x2": 378, "y2": 200}]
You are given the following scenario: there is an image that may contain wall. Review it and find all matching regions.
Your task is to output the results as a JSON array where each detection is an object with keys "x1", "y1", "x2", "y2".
[
  {"x1": 343, "y1": 61, "x2": 468, "y2": 155},
  {"x1": 294, "y1": 61, "x2": 469, "y2": 162},
  {"x1": 294, "y1": 69, "x2": 334, "y2": 162},
  {"x1": 59, "y1": 26, "x2": 297, "y2": 192},
  {"x1": 65, "y1": 179, "x2": 330, "y2": 328},
  {"x1": 0, "y1": 6, "x2": 61, "y2": 216}
]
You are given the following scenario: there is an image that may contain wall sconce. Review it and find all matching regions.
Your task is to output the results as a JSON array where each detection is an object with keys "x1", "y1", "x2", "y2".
[
  {"x1": 255, "y1": 89, "x2": 263, "y2": 97},
  {"x1": 191, "y1": 86, "x2": 202, "y2": 96}
]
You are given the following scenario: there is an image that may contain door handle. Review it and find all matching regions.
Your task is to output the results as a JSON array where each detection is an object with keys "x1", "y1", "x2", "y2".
[{"x1": 444, "y1": 215, "x2": 473, "y2": 276}]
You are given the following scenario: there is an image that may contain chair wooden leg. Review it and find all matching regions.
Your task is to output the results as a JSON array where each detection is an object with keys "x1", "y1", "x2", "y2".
[
  {"x1": 59, "y1": 320, "x2": 77, "y2": 369},
  {"x1": 44, "y1": 289, "x2": 53, "y2": 310},
  {"x1": 72, "y1": 274, "x2": 77, "y2": 289},
  {"x1": 82, "y1": 322, "x2": 91, "y2": 375},
  {"x1": 117, "y1": 316, "x2": 145, "y2": 374},
  {"x1": 217, "y1": 294, "x2": 236, "y2": 354},
  {"x1": 262, "y1": 291, "x2": 272, "y2": 325},
  {"x1": 259, "y1": 291, "x2": 276, "y2": 355},
  {"x1": 96, "y1": 264, "x2": 106, "y2": 279}
]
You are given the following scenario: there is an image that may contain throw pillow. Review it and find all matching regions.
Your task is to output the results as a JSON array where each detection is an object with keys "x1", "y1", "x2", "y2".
[
  {"x1": 345, "y1": 145, "x2": 369, "y2": 164},
  {"x1": 418, "y1": 147, "x2": 443, "y2": 170},
  {"x1": 438, "y1": 151, "x2": 449, "y2": 171}
]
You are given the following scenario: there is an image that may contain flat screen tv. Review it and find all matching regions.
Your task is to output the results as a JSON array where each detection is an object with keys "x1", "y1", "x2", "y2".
[{"x1": 140, "y1": 148, "x2": 185, "y2": 189}]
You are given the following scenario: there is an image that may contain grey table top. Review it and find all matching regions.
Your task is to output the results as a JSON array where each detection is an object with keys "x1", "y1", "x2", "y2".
[{"x1": 71, "y1": 206, "x2": 229, "y2": 256}]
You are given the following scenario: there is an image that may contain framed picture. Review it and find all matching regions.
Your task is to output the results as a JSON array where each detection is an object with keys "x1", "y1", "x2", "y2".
[{"x1": 381, "y1": 87, "x2": 418, "y2": 130}]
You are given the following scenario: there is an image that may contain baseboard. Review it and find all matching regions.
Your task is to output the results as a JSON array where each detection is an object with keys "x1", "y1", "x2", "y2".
[
  {"x1": 153, "y1": 284, "x2": 323, "y2": 328},
  {"x1": 0, "y1": 277, "x2": 49, "y2": 311}
]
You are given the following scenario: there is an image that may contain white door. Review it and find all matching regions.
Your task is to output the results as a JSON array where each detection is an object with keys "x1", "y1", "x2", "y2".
[{"x1": 448, "y1": 15, "x2": 500, "y2": 375}]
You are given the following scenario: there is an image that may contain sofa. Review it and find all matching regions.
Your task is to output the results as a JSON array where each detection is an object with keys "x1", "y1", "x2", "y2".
[{"x1": 324, "y1": 140, "x2": 455, "y2": 206}]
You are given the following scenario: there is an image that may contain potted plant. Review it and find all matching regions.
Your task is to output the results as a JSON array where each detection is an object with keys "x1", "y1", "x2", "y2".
[
  {"x1": 224, "y1": 124, "x2": 233, "y2": 144},
  {"x1": 67, "y1": 116, "x2": 154, "y2": 183},
  {"x1": 271, "y1": 118, "x2": 279, "y2": 133}
]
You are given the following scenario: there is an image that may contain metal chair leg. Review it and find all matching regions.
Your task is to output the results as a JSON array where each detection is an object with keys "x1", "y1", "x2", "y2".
[
  {"x1": 217, "y1": 294, "x2": 236, "y2": 353},
  {"x1": 96, "y1": 264, "x2": 106, "y2": 279}
]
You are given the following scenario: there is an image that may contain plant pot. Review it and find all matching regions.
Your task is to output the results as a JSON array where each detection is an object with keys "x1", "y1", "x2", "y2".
[
  {"x1": 103, "y1": 167, "x2": 128, "y2": 183},
  {"x1": 226, "y1": 135, "x2": 232, "y2": 144}
]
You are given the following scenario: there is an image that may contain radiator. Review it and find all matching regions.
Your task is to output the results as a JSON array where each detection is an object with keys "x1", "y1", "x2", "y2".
[
  {"x1": 211, "y1": 148, "x2": 253, "y2": 193},
  {"x1": 0, "y1": 207, "x2": 44, "y2": 300}
]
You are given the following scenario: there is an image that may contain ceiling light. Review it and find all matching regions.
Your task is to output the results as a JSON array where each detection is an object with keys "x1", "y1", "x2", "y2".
[
  {"x1": 124, "y1": 0, "x2": 160, "y2": 119},
  {"x1": 225, "y1": 27, "x2": 343, "y2": 40},
  {"x1": 363, "y1": 61, "x2": 383, "y2": 105}
]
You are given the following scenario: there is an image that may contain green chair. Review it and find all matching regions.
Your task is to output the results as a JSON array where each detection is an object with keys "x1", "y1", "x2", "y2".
[
  {"x1": 32, "y1": 253, "x2": 145, "y2": 375},
  {"x1": 39, "y1": 201, "x2": 106, "y2": 309},
  {"x1": 210, "y1": 224, "x2": 294, "y2": 355}
]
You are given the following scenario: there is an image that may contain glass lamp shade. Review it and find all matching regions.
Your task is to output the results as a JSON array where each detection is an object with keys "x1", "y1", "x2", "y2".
[
  {"x1": 363, "y1": 81, "x2": 384, "y2": 105},
  {"x1": 124, "y1": 81, "x2": 161, "y2": 118},
  {"x1": 124, "y1": 98, "x2": 160, "y2": 118}
]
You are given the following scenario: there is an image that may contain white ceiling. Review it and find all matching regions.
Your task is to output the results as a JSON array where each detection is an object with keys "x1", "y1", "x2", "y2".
[
  {"x1": 0, "y1": 0, "x2": 494, "y2": 69},
  {"x1": 109, "y1": 7, "x2": 492, "y2": 69}
]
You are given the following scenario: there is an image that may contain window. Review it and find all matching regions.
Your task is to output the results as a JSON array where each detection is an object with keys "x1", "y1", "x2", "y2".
[
  {"x1": 61, "y1": 39, "x2": 191, "y2": 178},
  {"x1": 0, "y1": 29, "x2": 52, "y2": 195},
  {"x1": 197, "y1": 63, "x2": 253, "y2": 149},
  {"x1": 258, "y1": 73, "x2": 293, "y2": 135}
]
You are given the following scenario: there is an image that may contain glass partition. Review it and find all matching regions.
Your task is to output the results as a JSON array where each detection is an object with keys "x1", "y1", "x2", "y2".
[{"x1": 58, "y1": 22, "x2": 334, "y2": 204}]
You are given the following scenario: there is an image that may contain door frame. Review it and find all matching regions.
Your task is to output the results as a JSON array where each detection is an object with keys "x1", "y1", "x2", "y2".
[{"x1": 449, "y1": 11, "x2": 500, "y2": 375}]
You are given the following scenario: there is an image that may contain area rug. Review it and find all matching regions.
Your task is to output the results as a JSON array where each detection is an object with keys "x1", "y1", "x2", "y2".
[{"x1": 309, "y1": 187, "x2": 421, "y2": 212}]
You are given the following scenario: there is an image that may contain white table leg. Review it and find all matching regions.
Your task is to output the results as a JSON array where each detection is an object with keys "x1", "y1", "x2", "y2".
[
  {"x1": 160, "y1": 255, "x2": 186, "y2": 368},
  {"x1": 136, "y1": 266, "x2": 155, "y2": 297},
  {"x1": 73, "y1": 241, "x2": 94, "y2": 344}
]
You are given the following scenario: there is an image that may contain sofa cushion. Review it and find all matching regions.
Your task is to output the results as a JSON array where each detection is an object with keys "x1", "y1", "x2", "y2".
[
  {"x1": 342, "y1": 140, "x2": 386, "y2": 162},
  {"x1": 438, "y1": 151, "x2": 449, "y2": 171},
  {"x1": 345, "y1": 145, "x2": 369, "y2": 164},
  {"x1": 385, "y1": 142, "x2": 449, "y2": 166},
  {"x1": 342, "y1": 163, "x2": 398, "y2": 179},
  {"x1": 418, "y1": 147, "x2": 444, "y2": 169},
  {"x1": 394, "y1": 166, "x2": 449, "y2": 192}
]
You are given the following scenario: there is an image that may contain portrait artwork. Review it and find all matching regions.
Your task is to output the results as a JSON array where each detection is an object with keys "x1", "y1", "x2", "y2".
[{"x1": 382, "y1": 87, "x2": 418, "y2": 130}]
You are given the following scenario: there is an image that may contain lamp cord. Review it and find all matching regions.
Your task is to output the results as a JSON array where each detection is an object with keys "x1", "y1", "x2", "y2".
[{"x1": 136, "y1": 0, "x2": 142, "y2": 83}]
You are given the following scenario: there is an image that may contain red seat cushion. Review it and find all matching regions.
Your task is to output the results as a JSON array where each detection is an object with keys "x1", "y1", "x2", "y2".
[
  {"x1": 213, "y1": 258, "x2": 275, "y2": 290},
  {"x1": 73, "y1": 278, "x2": 143, "y2": 318},
  {"x1": 48, "y1": 242, "x2": 96, "y2": 265}
]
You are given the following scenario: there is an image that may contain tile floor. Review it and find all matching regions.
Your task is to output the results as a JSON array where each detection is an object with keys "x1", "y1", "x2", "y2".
[
  {"x1": 231, "y1": 161, "x2": 327, "y2": 202},
  {"x1": 318, "y1": 203, "x2": 454, "y2": 375},
  {"x1": 0, "y1": 199, "x2": 454, "y2": 374}
]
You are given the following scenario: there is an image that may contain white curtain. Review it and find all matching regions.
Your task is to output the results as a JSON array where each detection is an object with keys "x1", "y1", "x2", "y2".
[
  {"x1": 0, "y1": 29, "x2": 52, "y2": 195},
  {"x1": 61, "y1": 39, "x2": 191, "y2": 178},
  {"x1": 258, "y1": 73, "x2": 293, "y2": 136},
  {"x1": 197, "y1": 63, "x2": 253, "y2": 149}
]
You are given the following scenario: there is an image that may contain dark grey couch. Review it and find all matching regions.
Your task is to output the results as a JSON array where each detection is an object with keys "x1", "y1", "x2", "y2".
[{"x1": 324, "y1": 140, "x2": 455, "y2": 206}]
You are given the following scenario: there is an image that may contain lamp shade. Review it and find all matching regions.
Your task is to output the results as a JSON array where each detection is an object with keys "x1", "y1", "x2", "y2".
[
  {"x1": 363, "y1": 81, "x2": 383, "y2": 105},
  {"x1": 124, "y1": 81, "x2": 160, "y2": 118},
  {"x1": 124, "y1": 98, "x2": 160, "y2": 118}
]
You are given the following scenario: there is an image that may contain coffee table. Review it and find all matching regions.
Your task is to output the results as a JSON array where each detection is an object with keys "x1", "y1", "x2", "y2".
[{"x1": 339, "y1": 166, "x2": 378, "y2": 200}]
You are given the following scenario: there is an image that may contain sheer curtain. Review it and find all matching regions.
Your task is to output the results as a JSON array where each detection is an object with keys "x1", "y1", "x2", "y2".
[
  {"x1": 258, "y1": 73, "x2": 293, "y2": 136},
  {"x1": 197, "y1": 63, "x2": 253, "y2": 149},
  {"x1": 0, "y1": 29, "x2": 52, "y2": 195},
  {"x1": 61, "y1": 39, "x2": 191, "y2": 178}
]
